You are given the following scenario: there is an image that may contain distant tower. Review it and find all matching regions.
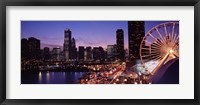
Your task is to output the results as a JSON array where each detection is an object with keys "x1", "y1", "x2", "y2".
[
  {"x1": 52, "y1": 47, "x2": 61, "y2": 61},
  {"x1": 63, "y1": 29, "x2": 71, "y2": 61},
  {"x1": 128, "y1": 21, "x2": 145, "y2": 61},
  {"x1": 71, "y1": 38, "x2": 76, "y2": 49},
  {"x1": 107, "y1": 44, "x2": 117, "y2": 61},
  {"x1": 92, "y1": 47, "x2": 99, "y2": 61},
  {"x1": 43, "y1": 47, "x2": 50, "y2": 61},
  {"x1": 78, "y1": 46, "x2": 85, "y2": 61},
  {"x1": 98, "y1": 46, "x2": 105, "y2": 61},
  {"x1": 91, "y1": 46, "x2": 105, "y2": 61},
  {"x1": 85, "y1": 46, "x2": 92, "y2": 61},
  {"x1": 71, "y1": 37, "x2": 77, "y2": 60},
  {"x1": 116, "y1": 29, "x2": 125, "y2": 60}
]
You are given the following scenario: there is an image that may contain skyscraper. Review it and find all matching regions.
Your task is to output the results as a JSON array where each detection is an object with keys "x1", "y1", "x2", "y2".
[
  {"x1": 91, "y1": 47, "x2": 105, "y2": 61},
  {"x1": 63, "y1": 29, "x2": 71, "y2": 61},
  {"x1": 92, "y1": 47, "x2": 99, "y2": 61},
  {"x1": 28, "y1": 37, "x2": 41, "y2": 60},
  {"x1": 71, "y1": 37, "x2": 77, "y2": 60},
  {"x1": 128, "y1": 21, "x2": 145, "y2": 61},
  {"x1": 52, "y1": 47, "x2": 62, "y2": 61},
  {"x1": 116, "y1": 29, "x2": 125, "y2": 60},
  {"x1": 21, "y1": 38, "x2": 29, "y2": 60},
  {"x1": 43, "y1": 47, "x2": 50, "y2": 61},
  {"x1": 85, "y1": 47, "x2": 92, "y2": 61},
  {"x1": 98, "y1": 46, "x2": 105, "y2": 61},
  {"x1": 107, "y1": 44, "x2": 117, "y2": 61},
  {"x1": 78, "y1": 46, "x2": 85, "y2": 61}
]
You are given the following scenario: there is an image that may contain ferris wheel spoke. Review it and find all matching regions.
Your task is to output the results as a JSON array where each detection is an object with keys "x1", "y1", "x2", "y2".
[
  {"x1": 151, "y1": 43, "x2": 161, "y2": 48},
  {"x1": 148, "y1": 33, "x2": 157, "y2": 41},
  {"x1": 151, "y1": 54, "x2": 160, "y2": 57},
  {"x1": 151, "y1": 43, "x2": 161, "y2": 47},
  {"x1": 167, "y1": 24, "x2": 172, "y2": 37},
  {"x1": 150, "y1": 52, "x2": 160, "y2": 55},
  {"x1": 171, "y1": 22, "x2": 175, "y2": 40},
  {"x1": 174, "y1": 37, "x2": 179, "y2": 46},
  {"x1": 142, "y1": 51, "x2": 158, "y2": 55},
  {"x1": 151, "y1": 56, "x2": 162, "y2": 61},
  {"x1": 141, "y1": 55, "x2": 151, "y2": 58},
  {"x1": 151, "y1": 50, "x2": 160, "y2": 53},
  {"x1": 150, "y1": 50, "x2": 160, "y2": 53},
  {"x1": 150, "y1": 53, "x2": 160, "y2": 57},
  {"x1": 150, "y1": 53, "x2": 160, "y2": 56},
  {"x1": 172, "y1": 45, "x2": 178, "y2": 50},
  {"x1": 152, "y1": 40, "x2": 164, "y2": 47},
  {"x1": 150, "y1": 54, "x2": 160, "y2": 57},
  {"x1": 155, "y1": 40, "x2": 164, "y2": 45},
  {"x1": 164, "y1": 23, "x2": 168, "y2": 36},
  {"x1": 155, "y1": 28, "x2": 165, "y2": 43},
  {"x1": 151, "y1": 49, "x2": 160, "y2": 51},
  {"x1": 141, "y1": 51, "x2": 151, "y2": 54},
  {"x1": 151, "y1": 47, "x2": 160, "y2": 51},
  {"x1": 168, "y1": 33, "x2": 171, "y2": 39},
  {"x1": 151, "y1": 55, "x2": 161, "y2": 59},
  {"x1": 172, "y1": 33, "x2": 177, "y2": 42},
  {"x1": 151, "y1": 45, "x2": 161, "y2": 49},
  {"x1": 175, "y1": 35, "x2": 179, "y2": 42},
  {"x1": 142, "y1": 49, "x2": 158, "y2": 54},
  {"x1": 141, "y1": 47, "x2": 150, "y2": 50},
  {"x1": 151, "y1": 56, "x2": 161, "y2": 60},
  {"x1": 173, "y1": 25, "x2": 179, "y2": 41},
  {"x1": 144, "y1": 40, "x2": 152, "y2": 44},
  {"x1": 173, "y1": 34, "x2": 179, "y2": 43}
]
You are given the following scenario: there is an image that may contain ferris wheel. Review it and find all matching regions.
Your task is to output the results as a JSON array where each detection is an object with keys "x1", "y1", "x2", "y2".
[{"x1": 139, "y1": 22, "x2": 179, "y2": 73}]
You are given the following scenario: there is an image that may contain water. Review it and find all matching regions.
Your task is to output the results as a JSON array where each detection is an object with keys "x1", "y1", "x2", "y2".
[{"x1": 21, "y1": 71, "x2": 86, "y2": 84}]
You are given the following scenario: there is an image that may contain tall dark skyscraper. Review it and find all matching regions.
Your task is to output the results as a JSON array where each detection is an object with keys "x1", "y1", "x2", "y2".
[
  {"x1": 92, "y1": 47, "x2": 99, "y2": 61},
  {"x1": 78, "y1": 46, "x2": 85, "y2": 61},
  {"x1": 92, "y1": 47, "x2": 105, "y2": 61},
  {"x1": 116, "y1": 29, "x2": 125, "y2": 60},
  {"x1": 63, "y1": 29, "x2": 71, "y2": 61},
  {"x1": 85, "y1": 46, "x2": 92, "y2": 61},
  {"x1": 52, "y1": 47, "x2": 62, "y2": 61},
  {"x1": 28, "y1": 37, "x2": 41, "y2": 60},
  {"x1": 128, "y1": 21, "x2": 145, "y2": 61},
  {"x1": 98, "y1": 46, "x2": 105, "y2": 61},
  {"x1": 107, "y1": 44, "x2": 117, "y2": 60},
  {"x1": 71, "y1": 37, "x2": 77, "y2": 60},
  {"x1": 43, "y1": 47, "x2": 50, "y2": 61},
  {"x1": 21, "y1": 38, "x2": 29, "y2": 60}
]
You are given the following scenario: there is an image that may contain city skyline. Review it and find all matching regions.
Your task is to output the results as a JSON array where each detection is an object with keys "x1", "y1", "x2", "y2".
[
  {"x1": 21, "y1": 21, "x2": 179, "y2": 84},
  {"x1": 21, "y1": 21, "x2": 173, "y2": 50}
]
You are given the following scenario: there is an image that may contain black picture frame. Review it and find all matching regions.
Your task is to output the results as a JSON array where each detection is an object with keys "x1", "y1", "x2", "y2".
[{"x1": 0, "y1": 0, "x2": 199, "y2": 105}]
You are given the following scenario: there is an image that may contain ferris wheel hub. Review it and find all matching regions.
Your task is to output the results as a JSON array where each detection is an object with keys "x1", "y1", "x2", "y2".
[{"x1": 169, "y1": 49, "x2": 174, "y2": 53}]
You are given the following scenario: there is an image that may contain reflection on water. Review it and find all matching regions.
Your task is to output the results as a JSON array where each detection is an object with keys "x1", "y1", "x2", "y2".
[
  {"x1": 46, "y1": 72, "x2": 50, "y2": 83},
  {"x1": 22, "y1": 71, "x2": 85, "y2": 84},
  {"x1": 38, "y1": 72, "x2": 42, "y2": 84}
]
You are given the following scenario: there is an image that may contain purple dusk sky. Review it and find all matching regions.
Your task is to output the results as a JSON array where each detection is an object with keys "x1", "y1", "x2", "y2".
[{"x1": 21, "y1": 21, "x2": 173, "y2": 50}]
